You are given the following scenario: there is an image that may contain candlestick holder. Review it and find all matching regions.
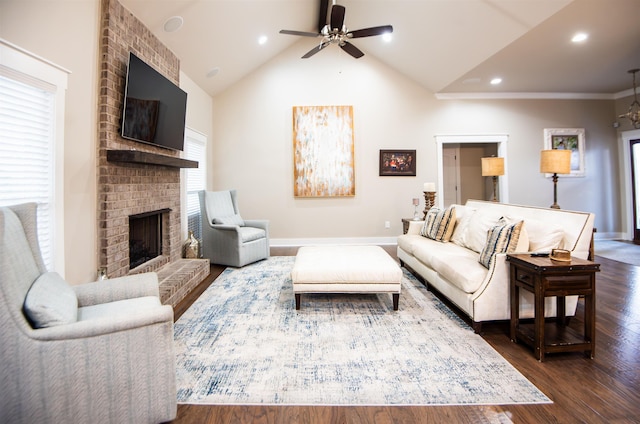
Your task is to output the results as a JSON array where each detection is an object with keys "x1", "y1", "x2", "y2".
[
  {"x1": 412, "y1": 198, "x2": 420, "y2": 220},
  {"x1": 423, "y1": 191, "x2": 436, "y2": 219}
]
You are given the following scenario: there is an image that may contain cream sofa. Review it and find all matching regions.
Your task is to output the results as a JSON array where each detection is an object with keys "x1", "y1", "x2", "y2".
[{"x1": 397, "y1": 200, "x2": 595, "y2": 332}]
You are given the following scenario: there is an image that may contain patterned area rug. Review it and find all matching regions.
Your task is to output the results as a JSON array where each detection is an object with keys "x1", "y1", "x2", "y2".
[{"x1": 174, "y1": 256, "x2": 550, "y2": 406}]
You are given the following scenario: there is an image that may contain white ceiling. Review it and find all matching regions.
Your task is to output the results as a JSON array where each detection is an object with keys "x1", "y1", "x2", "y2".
[{"x1": 119, "y1": 0, "x2": 640, "y2": 99}]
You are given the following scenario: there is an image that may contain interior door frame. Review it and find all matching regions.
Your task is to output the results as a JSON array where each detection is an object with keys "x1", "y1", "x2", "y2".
[
  {"x1": 631, "y1": 139, "x2": 640, "y2": 242},
  {"x1": 620, "y1": 129, "x2": 640, "y2": 240},
  {"x1": 442, "y1": 145, "x2": 461, "y2": 205},
  {"x1": 435, "y1": 134, "x2": 509, "y2": 208}
]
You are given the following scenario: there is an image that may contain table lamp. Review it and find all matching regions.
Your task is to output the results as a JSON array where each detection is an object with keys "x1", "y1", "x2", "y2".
[
  {"x1": 540, "y1": 149, "x2": 571, "y2": 209},
  {"x1": 481, "y1": 157, "x2": 504, "y2": 202}
]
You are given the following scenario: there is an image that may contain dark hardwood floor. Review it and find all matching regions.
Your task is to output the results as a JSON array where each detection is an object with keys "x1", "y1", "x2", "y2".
[{"x1": 171, "y1": 247, "x2": 640, "y2": 423}]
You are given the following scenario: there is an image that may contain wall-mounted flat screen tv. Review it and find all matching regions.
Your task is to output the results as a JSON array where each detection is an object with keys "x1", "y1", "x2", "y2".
[{"x1": 121, "y1": 52, "x2": 187, "y2": 151}]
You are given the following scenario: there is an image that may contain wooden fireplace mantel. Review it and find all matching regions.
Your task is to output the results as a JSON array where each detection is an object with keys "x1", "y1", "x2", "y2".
[{"x1": 106, "y1": 150, "x2": 198, "y2": 169}]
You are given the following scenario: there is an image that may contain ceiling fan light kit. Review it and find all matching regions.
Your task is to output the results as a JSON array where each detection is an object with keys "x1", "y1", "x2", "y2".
[{"x1": 280, "y1": 0, "x2": 393, "y2": 59}]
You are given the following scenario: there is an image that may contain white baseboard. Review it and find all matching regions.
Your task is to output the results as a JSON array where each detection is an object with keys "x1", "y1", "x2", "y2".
[
  {"x1": 270, "y1": 237, "x2": 398, "y2": 247},
  {"x1": 593, "y1": 232, "x2": 626, "y2": 240}
]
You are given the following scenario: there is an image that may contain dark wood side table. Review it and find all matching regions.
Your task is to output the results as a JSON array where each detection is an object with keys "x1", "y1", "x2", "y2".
[{"x1": 507, "y1": 253, "x2": 600, "y2": 362}]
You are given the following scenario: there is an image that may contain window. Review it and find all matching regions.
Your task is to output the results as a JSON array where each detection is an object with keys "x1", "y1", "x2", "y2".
[
  {"x1": 183, "y1": 128, "x2": 207, "y2": 242},
  {"x1": 0, "y1": 40, "x2": 69, "y2": 274},
  {"x1": 0, "y1": 75, "x2": 54, "y2": 268}
]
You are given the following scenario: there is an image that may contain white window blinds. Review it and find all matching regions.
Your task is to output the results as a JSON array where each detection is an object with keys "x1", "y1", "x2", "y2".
[
  {"x1": 0, "y1": 73, "x2": 55, "y2": 269},
  {"x1": 184, "y1": 128, "x2": 206, "y2": 241}
]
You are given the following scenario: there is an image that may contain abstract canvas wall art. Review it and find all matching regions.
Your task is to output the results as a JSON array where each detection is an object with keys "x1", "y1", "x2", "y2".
[{"x1": 293, "y1": 105, "x2": 355, "y2": 197}]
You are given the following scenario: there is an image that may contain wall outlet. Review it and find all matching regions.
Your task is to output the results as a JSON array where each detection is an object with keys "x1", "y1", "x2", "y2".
[{"x1": 384, "y1": 221, "x2": 391, "y2": 229}]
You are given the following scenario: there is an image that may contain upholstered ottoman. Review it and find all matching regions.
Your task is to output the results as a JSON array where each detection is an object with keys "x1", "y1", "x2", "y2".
[{"x1": 291, "y1": 245, "x2": 403, "y2": 310}]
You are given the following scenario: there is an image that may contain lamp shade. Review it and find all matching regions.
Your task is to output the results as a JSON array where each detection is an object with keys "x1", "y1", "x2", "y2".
[
  {"x1": 481, "y1": 157, "x2": 504, "y2": 176},
  {"x1": 540, "y1": 149, "x2": 571, "y2": 174}
]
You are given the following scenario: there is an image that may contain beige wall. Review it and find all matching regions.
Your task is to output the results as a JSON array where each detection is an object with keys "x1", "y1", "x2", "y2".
[
  {"x1": 180, "y1": 71, "x2": 214, "y2": 139},
  {"x1": 212, "y1": 47, "x2": 438, "y2": 240},
  {"x1": 212, "y1": 43, "x2": 620, "y2": 241},
  {"x1": 1, "y1": 0, "x2": 101, "y2": 283}
]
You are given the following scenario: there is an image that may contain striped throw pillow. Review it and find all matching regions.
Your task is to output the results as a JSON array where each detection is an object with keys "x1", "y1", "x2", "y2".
[
  {"x1": 420, "y1": 206, "x2": 456, "y2": 242},
  {"x1": 478, "y1": 218, "x2": 524, "y2": 268}
]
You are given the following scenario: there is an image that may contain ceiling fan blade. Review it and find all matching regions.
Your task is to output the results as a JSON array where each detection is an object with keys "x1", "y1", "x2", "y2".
[
  {"x1": 279, "y1": 29, "x2": 320, "y2": 37},
  {"x1": 318, "y1": 0, "x2": 329, "y2": 33},
  {"x1": 302, "y1": 41, "x2": 331, "y2": 59},
  {"x1": 349, "y1": 25, "x2": 393, "y2": 38},
  {"x1": 340, "y1": 41, "x2": 364, "y2": 59},
  {"x1": 330, "y1": 4, "x2": 346, "y2": 31}
]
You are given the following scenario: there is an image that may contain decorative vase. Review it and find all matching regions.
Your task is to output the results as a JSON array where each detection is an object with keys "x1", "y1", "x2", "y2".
[
  {"x1": 97, "y1": 267, "x2": 108, "y2": 281},
  {"x1": 183, "y1": 231, "x2": 201, "y2": 259}
]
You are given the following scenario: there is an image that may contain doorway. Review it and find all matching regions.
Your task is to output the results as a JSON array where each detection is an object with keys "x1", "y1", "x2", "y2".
[
  {"x1": 442, "y1": 143, "x2": 499, "y2": 205},
  {"x1": 435, "y1": 135, "x2": 509, "y2": 208},
  {"x1": 630, "y1": 139, "x2": 640, "y2": 243},
  {"x1": 621, "y1": 129, "x2": 640, "y2": 241}
]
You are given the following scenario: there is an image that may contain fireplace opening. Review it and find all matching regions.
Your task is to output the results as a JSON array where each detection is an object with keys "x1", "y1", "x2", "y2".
[{"x1": 129, "y1": 209, "x2": 169, "y2": 269}]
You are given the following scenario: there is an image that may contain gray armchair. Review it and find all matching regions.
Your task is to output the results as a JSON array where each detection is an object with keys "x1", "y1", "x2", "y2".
[
  {"x1": 0, "y1": 203, "x2": 177, "y2": 424},
  {"x1": 199, "y1": 189, "x2": 269, "y2": 267}
]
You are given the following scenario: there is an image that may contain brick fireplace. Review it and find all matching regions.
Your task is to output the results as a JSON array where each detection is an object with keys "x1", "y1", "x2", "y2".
[{"x1": 97, "y1": 0, "x2": 208, "y2": 307}]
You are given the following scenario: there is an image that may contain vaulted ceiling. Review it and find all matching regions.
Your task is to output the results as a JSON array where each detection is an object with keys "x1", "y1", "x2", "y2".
[{"x1": 119, "y1": 0, "x2": 640, "y2": 99}]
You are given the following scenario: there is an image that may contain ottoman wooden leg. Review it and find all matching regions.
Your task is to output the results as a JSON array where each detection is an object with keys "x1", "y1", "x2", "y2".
[
  {"x1": 295, "y1": 293, "x2": 301, "y2": 310},
  {"x1": 393, "y1": 293, "x2": 399, "y2": 311}
]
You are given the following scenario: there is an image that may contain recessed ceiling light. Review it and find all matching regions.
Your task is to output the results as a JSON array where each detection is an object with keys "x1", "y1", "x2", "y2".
[
  {"x1": 571, "y1": 32, "x2": 588, "y2": 43},
  {"x1": 490, "y1": 77, "x2": 502, "y2": 85},
  {"x1": 382, "y1": 33, "x2": 392, "y2": 42},
  {"x1": 258, "y1": 35, "x2": 268, "y2": 45},
  {"x1": 206, "y1": 67, "x2": 220, "y2": 78},
  {"x1": 163, "y1": 16, "x2": 183, "y2": 33}
]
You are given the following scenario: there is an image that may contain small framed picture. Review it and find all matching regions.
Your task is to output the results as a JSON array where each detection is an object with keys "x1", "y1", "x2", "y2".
[
  {"x1": 379, "y1": 150, "x2": 416, "y2": 176},
  {"x1": 544, "y1": 128, "x2": 585, "y2": 177}
]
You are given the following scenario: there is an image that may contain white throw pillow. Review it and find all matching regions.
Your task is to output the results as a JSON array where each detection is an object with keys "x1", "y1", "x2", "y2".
[
  {"x1": 451, "y1": 206, "x2": 475, "y2": 247},
  {"x1": 465, "y1": 209, "x2": 504, "y2": 253},
  {"x1": 23, "y1": 272, "x2": 78, "y2": 328},
  {"x1": 524, "y1": 218, "x2": 564, "y2": 252}
]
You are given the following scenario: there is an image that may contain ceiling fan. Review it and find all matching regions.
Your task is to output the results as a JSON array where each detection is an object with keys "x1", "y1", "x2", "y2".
[{"x1": 279, "y1": 0, "x2": 393, "y2": 59}]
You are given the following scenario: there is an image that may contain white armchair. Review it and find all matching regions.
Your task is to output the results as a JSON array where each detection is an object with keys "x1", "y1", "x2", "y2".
[
  {"x1": 198, "y1": 189, "x2": 270, "y2": 267},
  {"x1": 0, "y1": 203, "x2": 177, "y2": 424}
]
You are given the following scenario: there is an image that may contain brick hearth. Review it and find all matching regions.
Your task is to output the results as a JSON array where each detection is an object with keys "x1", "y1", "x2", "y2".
[{"x1": 97, "y1": 0, "x2": 208, "y2": 307}]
